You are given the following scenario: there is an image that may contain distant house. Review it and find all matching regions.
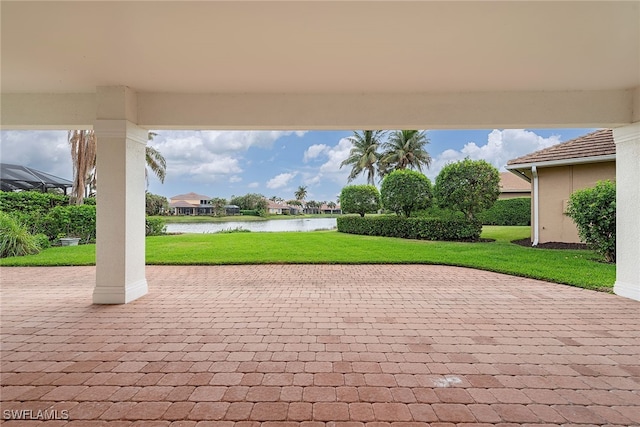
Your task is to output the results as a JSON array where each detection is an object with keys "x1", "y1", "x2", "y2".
[
  {"x1": 506, "y1": 129, "x2": 615, "y2": 245},
  {"x1": 321, "y1": 203, "x2": 341, "y2": 214},
  {"x1": 169, "y1": 192, "x2": 213, "y2": 215},
  {"x1": 498, "y1": 172, "x2": 531, "y2": 199},
  {"x1": 267, "y1": 200, "x2": 291, "y2": 215},
  {"x1": 224, "y1": 205, "x2": 240, "y2": 216}
]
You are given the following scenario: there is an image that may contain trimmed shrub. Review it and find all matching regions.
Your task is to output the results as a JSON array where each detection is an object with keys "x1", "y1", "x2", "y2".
[
  {"x1": 340, "y1": 185, "x2": 381, "y2": 217},
  {"x1": 435, "y1": 158, "x2": 500, "y2": 221},
  {"x1": 145, "y1": 217, "x2": 166, "y2": 236},
  {"x1": 380, "y1": 170, "x2": 433, "y2": 217},
  {"x1": 0, "y1": 212, "x2": 41, "y2": 258},
  {"x1": 479, "y1": 197, "x2": 531, "y2": 226},
  {"x1": 41, "y1": 205, "x2": 96, "y2": 243},
  {"x1": 566, "y1": 180, "x2": 616, "y2": 262},
  {"x1": 337, "y1": 215, "x2": 482, "y2": 241},
  {"x1": 240, "y1": 209, "x2": 262, "y2": 217}
]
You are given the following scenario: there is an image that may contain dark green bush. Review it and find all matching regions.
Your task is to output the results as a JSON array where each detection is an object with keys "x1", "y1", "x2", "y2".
[
  {"x1": 41, "y1": 205, "x2": 96, "y2": 243},
  {"x1": 340, "y1": 185, "x2": 380, "y2": 217},
  {"x1": 33, "y1": 233, "x2": 51, "y2": 250},
  {"x1": 337, "y1": 215, "x2": 482, "y2": 241},
  {"x1": 0, "y1": 191, "x2": 70, "y2": 234},
  {"x1": 145, "y1": 217, "x2": 167, "y2": 236},
  {"x1": 380, "y1": 170, "x2": 433, "y2": 217},
  {"x1": 435, "y1": 158, "x2": 500, "y2": 221},
  {"x1": 0, "y1": 212, "x2": 41, "y2": 258},
  {"x1": 240, "y1": 209, "x2": 262, "y2": 216},
  {"x1": 566, "y1": 180, "x2": 616, "y2": 262},
  {"x1": 478, "y1": 197, "x2": 531, "y2": 226}
]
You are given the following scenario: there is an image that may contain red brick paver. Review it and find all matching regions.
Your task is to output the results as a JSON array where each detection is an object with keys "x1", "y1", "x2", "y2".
[{"x1": 1, "y1": 265, "x2": 639, "y2": 425}]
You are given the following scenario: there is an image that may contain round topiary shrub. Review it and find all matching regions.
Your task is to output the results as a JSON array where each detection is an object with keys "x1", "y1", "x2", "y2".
[
  {"x1": 340, "y1": 185, "x2": 381, "y2": 217},
  {"x1": 435, "y1": 158, "x2": 500, "y2": 221},
  {"x1": 380, "y1": 169, "x2": 433, "y2": 217}
]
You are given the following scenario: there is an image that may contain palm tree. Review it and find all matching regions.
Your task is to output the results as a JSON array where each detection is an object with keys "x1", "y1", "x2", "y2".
[
  {"x1": 294, "y1": 185, "x2": 308, "y2": 202},
  {"x1": 69, "y1": 130, "x2": 167, "y2": 204},
  {"x1": 68, "y1": 130, "x2": 97, "y2": 205},
  {"x1": 340, "y1": 130, "x2": 386, "y2": 185},
  {"x1": 146, "y1": 132, "x2": 167, "y2": 185},
  {"x1": 379, "y1": 130, "x2": 432, "y2": 175}
]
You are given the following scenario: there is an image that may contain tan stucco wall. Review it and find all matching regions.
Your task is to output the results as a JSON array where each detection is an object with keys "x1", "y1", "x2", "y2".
[
  {"x1": 536, "y1": 161, "x2": 615, "y2": 243},
  {"x1": 499, "y1": 191, "x2": 531, "y2": 200}
]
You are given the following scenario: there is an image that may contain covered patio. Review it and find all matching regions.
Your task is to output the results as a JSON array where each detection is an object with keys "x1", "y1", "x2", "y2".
[
  {"x1": 2, "y1": 1, "x2": 639, "y2": 303},
  {"x1": 2, "y1": 265, "x2": 639, "y2": 424}
]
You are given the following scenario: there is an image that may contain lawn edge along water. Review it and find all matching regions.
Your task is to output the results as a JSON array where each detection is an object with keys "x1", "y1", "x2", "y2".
[{"x1": 0, "y1": 227, "x2": 614, "y2": 292}]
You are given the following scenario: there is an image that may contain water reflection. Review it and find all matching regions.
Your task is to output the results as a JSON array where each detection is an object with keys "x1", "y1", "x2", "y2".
[{"x1": 165, "y1": 218, "x2": 338, "y2": 234}]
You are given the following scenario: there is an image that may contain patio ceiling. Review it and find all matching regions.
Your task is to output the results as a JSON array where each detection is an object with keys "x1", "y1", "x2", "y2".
[{"x1": 2, "y1": 1, "x2": 639, "y2": 129}]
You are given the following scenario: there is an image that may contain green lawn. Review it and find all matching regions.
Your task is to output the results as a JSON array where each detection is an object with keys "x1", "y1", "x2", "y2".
[{"x1": 0, "y1": 226, "x2": 615, "y2": 292}]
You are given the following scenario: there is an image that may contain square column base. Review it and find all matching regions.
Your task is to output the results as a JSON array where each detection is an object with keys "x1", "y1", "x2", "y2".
[
  {"x1": 93, "y1": 279, "x2": 149, "y2": 304},
  {"x1": 614, "y1": 281, "x2": 640, "y2": 302}
]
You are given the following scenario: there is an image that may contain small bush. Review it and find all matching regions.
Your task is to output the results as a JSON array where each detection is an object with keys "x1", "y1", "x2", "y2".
[
  {"x1": 0, "y1": 212, "x2": 41, "y2": 258},
  {"x1": 337, "y1": 215, "x2": 482, "y2": 241},
  {"x1": 566, "y1": 180, "x2": 616, "y2": 262},
  {"x1": 33, "y1": 233, "x2": 51, "y2": 250},
  {"x1": 145, "y1": 217, "x2": 167, "y2": 236},
  {"x1": 216, "y1": 227, "x2": 251, "y2": 234},
  {"x1": 240, "y1": 209, "x2": 262, "y2": 217},
  {"x1": 479, "y1": 197, "x2": 531, "y2": 226},
  {"x1": 340, "y1": 185, "x2": 381, "y2": 217},
  {"x1": 380, "y1": 170, "x2": 433, "y2": 217}
]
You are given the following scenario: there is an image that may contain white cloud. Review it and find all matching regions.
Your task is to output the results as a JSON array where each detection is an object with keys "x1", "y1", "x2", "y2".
[
  {"x1": 149, "y1": 130, "x2": 306, "y2": 183},
  {"x1": 301, "y1": 137, "x2": 366, "y2": 193},
  {"x1": 303, "y1": 144, "x2": 330, "y2": 162},
  {"x1": 427, "y1": 129, "x2": 562, "y2": 180},
  {"x1": 0, "y1": 131, "x2": 72, "y2": 179},
  {"x1": 266, "y1": 172, "x2": 298, "y2": 189},
  {"x1": 248, "y1": 182, "x2": 259, "y2": 188}
]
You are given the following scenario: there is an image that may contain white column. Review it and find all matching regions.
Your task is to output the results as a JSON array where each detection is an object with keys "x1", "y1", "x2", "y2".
[
  {"x1": 92, "y1": 86, "x2": 148, "y2": 304},
  {"x1": 613, "y1": 122, "x2": 640, "y2": 301}
]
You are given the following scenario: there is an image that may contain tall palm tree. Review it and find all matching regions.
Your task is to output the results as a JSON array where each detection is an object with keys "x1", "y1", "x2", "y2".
[
  {"x1": 379, "y1": 130, "x2": 432, "y2": 175},
  {"x1": 340, "y1": 130, "x2": 386, "y2": 185},
  {"x1": 294, "y1": 185, "x2": 308, "y2": 202},
  {"x1": 146, "y1": 133, "x2": 166, "y2": 186},
  {"x1": 68, "y1": 130, "x2": 97, "y2": 205},
  {"x1": 69, "y1": 130, "x2": 167, "y2": 204}
]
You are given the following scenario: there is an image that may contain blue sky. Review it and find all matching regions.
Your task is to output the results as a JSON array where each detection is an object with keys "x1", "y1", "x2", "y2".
[{"x1": 1, "y1": 128, "x2": 596, "y2": 203}]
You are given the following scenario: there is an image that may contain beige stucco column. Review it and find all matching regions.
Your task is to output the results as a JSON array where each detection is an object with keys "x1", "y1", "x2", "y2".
[
  {"x1": 93, "y1": 87, "x2": 148, "y2": 304},
  {"x1": 613, "y1": 122, "x2": 640, "y2": 301}
]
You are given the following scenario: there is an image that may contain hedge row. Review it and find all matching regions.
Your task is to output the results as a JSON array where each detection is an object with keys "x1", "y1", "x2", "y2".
[
  {"x1": 337, "y1": 215, "x2": 482, "y2": 241},
  {"x1": 478, "y1": 197, "x2": 530, "y2": 226}
]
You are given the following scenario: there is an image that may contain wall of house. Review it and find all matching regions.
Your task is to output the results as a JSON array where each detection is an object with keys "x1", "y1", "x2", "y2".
[
  {"x1": 499, "y1": 191, "x2": 531, "y2": 200},
  {"x1": 536, "y1": 161, "x2": 615, "y2": 243}
]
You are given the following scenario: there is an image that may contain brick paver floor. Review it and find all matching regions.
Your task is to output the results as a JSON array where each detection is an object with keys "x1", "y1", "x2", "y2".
[{"x1": 1, "y1": 265, "x2": 639, "y2": 426}]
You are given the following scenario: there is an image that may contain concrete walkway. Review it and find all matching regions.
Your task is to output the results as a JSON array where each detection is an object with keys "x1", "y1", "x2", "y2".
[{"x1": 1, "y1": 265, "x2": 639, "y2": 426}]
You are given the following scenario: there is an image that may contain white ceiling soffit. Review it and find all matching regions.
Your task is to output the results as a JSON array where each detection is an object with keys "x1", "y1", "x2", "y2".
[{"x1": 2, "y1": 1, "x2": 639, "y2": 94}]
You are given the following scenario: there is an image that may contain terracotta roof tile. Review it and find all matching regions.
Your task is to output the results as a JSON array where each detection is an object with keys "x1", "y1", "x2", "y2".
[
  {"x1": 170, "y1": 192, "x2": 211, "y2": 201},
  {"x1": 507, "y1": 129, "x2": 614, "y2": 166}
]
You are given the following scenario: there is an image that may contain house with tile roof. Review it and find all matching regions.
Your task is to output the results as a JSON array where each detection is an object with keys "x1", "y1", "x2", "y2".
[
  {"x1": 169, "y1": 192, "x2": 213, "y2": 215},
  {"x1": 506, "y1": 129, "x2": 615, "y2": 245},
  {"x1": 498, "y1": 171, "x2": 531, "y2": 199}
]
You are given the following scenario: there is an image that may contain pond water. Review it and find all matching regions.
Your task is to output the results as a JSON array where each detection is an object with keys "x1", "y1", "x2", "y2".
[{"x1": 165, "y1": 217, "x2": 338, "y2": 234}]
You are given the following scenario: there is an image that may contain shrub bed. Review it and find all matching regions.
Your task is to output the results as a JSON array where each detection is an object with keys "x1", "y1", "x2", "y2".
[
  {"x1": 337, "y1": 215, "x2": 482, "y2": 241},
  {"x1": 41, "y1": 205, "x2": 97, "y2": 243},
  {"x1": 479, "y1": 197, "x2": 531, "y2": 226},
  {"x1": 145, "y1": 217, "x2": 167, "y2": 236}
]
